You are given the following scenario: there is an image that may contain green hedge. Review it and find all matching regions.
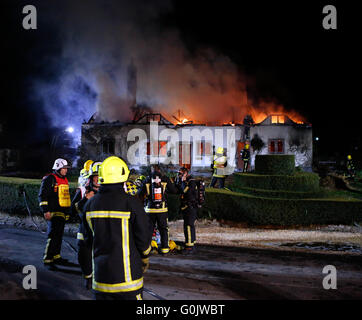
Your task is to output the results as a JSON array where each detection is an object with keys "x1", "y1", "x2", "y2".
[
  {"x1": 231, "y1": 186, "x2": 322, "y2": 199},
  {"x1": 233, "y1": 172, "x2": 320, "y2": 192},
  {"x1": 1, "y1": 176, "x2": 362, "y2": 226},
  {"x1": 0, "y1": 177, "x2": 77, "y2": 216},
  {"x1": 203, "y1": 188, "x2": 362, "y2": 226},
  {"x1": 255, "y1": 155, "x2": 295, "y2": 175}
]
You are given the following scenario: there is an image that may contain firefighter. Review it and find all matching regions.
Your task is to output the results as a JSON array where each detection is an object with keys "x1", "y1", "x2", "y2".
[
  {"x1": 39, "y1": 158, "x2": 72, "y2": 269},
  {"x1": 346, "y1": 155, "x2": 356, "y2": 179},
  {"x1": 241, "y1": 144, "x2": 250, "y2": 173},
  {"x1": 71, "y1": 161, "x2": 102, "y2": 289},
  {"x1": 143, "y1": 165, "x2": 178, "y2": 255},
  {"x1": 176, "y1": 167, "x2": 198, "y2": 254},
  {"x1": 210, "y1": 147, "x2": 227, "y2": 188},
  {"x1": 82, "y1": 156, "x2": 153, "y2": 300},
  {"x1": 78, "y1": 160, "x2": 94, "y2": 188}
]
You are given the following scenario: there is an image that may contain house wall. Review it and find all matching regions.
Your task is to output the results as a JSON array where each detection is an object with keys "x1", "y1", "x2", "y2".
[
  {"x1": 81, "y1": 121, "x2": 312, "y2": 172},
  {"x1": 249, "y1": 125, "x2": 313, "y2": 169}
]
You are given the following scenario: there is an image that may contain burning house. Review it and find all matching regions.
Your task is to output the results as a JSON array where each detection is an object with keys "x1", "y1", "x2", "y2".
[
  {"x1": 80, "y1": 61, "x2": 312, "y2": 173},
  {"x1": 81, "y1": 111, "x2": 312, "y2": 173}
]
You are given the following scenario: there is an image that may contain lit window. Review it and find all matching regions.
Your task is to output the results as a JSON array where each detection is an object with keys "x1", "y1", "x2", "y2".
[{"x1": 269, "y1": 139, "x2": 284, "y2": 154}]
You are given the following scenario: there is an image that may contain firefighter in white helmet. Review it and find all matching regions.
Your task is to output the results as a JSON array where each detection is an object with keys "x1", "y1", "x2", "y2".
[{"x1": 38, "y1": 158, "x2": 73, "y2": 269}]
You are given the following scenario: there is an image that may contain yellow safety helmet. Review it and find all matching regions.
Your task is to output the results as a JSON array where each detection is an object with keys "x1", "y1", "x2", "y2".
[
  {"x1": 98, "y1": 156, "x2": 130, "y2": 184},
  {"x1": 347, "y1": 155, "x2": 352, "y2": 160},
  {"x1": 216, "y1": 147, "x2": 224, "y2": 155},
  {"x1": 83, "y1": 160, "x2": 94, "y2": 172},
  {"x1": 125, "y1": 181, "x2": 139, "y2": 196},
  {"x1": 245, "y1": 144, "x2": 250, "y2": 150},
  {"x1": 89, "y1": 162, "x2": 102, "y2": 176}
]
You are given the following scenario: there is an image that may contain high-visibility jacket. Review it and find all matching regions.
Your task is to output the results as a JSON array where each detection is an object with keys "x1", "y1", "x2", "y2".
[
  {"x1": 213, "y1": 155, "x2": 227, "y2": 178},
  {"x1": 38, "y1": 172, "x2": 71, "y2": 219},
  {"x1": 82, "y1": 183, "x2": 153, "y2": 294},
  {"x1": 144, "y1": 175, "x2": 178, "y2": 213}
]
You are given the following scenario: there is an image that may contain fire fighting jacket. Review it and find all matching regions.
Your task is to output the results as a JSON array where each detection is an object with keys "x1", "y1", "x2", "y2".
[
  {"x1": 144, "y1": 174, "x2": 178, "y2": 213},
  {"x1": 71, "y1": 188, "x2": 89, "y2": 241},
  {"x1": 241, "y1": 149, "x2": 250, "y2": 161},
  {"x1": 38, "y1": 172, "x2": 71, "y2": 219},
  {"x1": 82, "y1": 183, "x2": 153, "y2": 293},
  {"x1": 213, "y1": 155, "x2": 227, "y2": 178},
  {"x1": 176, "y1": 176, "x2": 198, "y2": 211}
]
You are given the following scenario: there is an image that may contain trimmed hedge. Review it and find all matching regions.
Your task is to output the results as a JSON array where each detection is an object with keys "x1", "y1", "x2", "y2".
[
  {"x1": 231, "y1": 186, "x2": 322, "y2": 199},
  {"x1": 204, "y1": 188, "x2": 362, "y2": 226},
  {"x1": 255, "y1": 155, "x2": 295, "y2": 175},
  {"x1": 233, "y1": 172, "x2": 320, "y2": 192},
  {"x1": 1, "y1": 177, "x2": 362, "y2": 226},
  {"x1": 0, "y1": 177, "x2": 77, "y2": 216}
]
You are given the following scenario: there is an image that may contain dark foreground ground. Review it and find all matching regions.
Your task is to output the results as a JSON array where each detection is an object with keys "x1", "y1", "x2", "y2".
[{"x1": 0, "y1": 226, "x2": 361, "y2": 300}]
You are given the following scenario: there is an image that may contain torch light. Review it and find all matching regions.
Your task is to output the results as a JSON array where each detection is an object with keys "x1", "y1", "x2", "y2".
[{"x1": 66, "y1": 126, "x2": 74, "y2": 134}]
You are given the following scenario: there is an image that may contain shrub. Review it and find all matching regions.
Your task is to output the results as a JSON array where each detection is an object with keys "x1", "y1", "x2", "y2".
[
  {"x1": 204, "y1": 188, "x2": 362, "y2": 226},
  {"x1": 233, "y1": 172, "x2": 320, "y2": 192},
  {"x1": 0, "y1": 177, "x2": 77, "y2": 216},
  {"x1": 2, "y1": 177, "x2": 361, "y2": 226},
  {"x1": 255, "y1": 154, "x2": 295, "y2": 175}
]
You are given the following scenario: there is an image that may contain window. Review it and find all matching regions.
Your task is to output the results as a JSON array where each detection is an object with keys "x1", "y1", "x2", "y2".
[
  {"x1": 269, "y1": 139, "x2": 284, "y2": 154},
  {"x1": 102, "y1": 139, "x2": 115, "y2": 154},
  {"x1": 271, "y1": 115, "x2": 285, "y2": 124},
  {"x1": 147, "y1": 141, "x2": 167, "y2": 156},
  {"x1": 179, "y1": 143, "x2": 191, "y2": 169}
]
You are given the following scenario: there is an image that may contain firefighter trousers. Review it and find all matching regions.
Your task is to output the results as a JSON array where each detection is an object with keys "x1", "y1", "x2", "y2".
[
  {"x1": 210, "y1": 176, "x2": 225, "y2": 188},
  {"x1": 43, "y1": 216, "x2": 65, "y2": 263},
  {"x1": 77, "y1": 239, "x2": 92, "y2": 278},
  {"x1": 182, "y1": 206, "x2": 197, "y2": 248},
  {"x1": 243, "y1": 159, "x2": 249, "y2": 173},
  {"x1": 149, "y1": 212, "x2": 169, "y2": 253}
]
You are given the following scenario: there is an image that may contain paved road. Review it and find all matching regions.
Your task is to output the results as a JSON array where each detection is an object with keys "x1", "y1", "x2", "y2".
[{"x1": 0, "y1": 226, "x2": 361, "y2": 300}]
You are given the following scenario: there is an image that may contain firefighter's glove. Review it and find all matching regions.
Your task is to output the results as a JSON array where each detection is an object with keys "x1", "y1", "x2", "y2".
[{"x1": 142, "y1": 258, "x2": 149, "y2": 273}]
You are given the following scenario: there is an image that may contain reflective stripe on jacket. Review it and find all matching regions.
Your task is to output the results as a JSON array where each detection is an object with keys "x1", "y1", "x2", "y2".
[{"x1": 82, "y1": 184, "x2": 153, "y2": 293}]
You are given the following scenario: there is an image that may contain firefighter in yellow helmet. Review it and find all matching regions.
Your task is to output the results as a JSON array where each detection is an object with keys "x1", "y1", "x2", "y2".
[
  {"x1": 71, "y1": 161, "x2": 102, "y2": 289},
  {"x1": 81, "y1": 156, "x2": 153, "y2": 300},
  {"x1": 346, "y1": 155, "x2": 355, "y2": 179},
  {"x1": 78, "y1": 160, "x2": 94, "y2": 188},
  {"x1": 39, "y1": 158, "x2": 73, "y2": 269},
  {"x1": 210, "y1": 147, "x2": 227, "y2": 188},
  {"x1": 241, "y1": 144, "x2": 250, "y2": 173}
]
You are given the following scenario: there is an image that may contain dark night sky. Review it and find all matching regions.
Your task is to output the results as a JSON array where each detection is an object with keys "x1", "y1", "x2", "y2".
[{"x1": 1, "y1": 0, "x2": 360, "y2": 161}]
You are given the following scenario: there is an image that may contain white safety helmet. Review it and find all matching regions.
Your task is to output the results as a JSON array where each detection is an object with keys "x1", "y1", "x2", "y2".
[{"x1": 52, "y1": 158, "x2": 71, "y2": 170}]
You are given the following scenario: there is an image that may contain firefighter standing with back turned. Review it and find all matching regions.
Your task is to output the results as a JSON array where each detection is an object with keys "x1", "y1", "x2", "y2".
[
  {"x1": 82, "y1": 156, "x2": 153, "y2": 300},
  {"x1": 241, "y1": 144, "x2": 250, "y2": 173},
  {"x1": 210, "y1": 147, "x2": 227, "y2": 188},
  {"x1": 176, "y1": 167, "x2": 199, "y2": 254},
  {"x1": 346, "y1": 155, "x2": 356, "y2": 180},
  {"x1": 39, "y1": 158, "x2": 73, "y2": 269},
  {"x1": 143, "y1": 164, "x2": 178, "y2": 255},
  {"x1": 71, "y1": 161, "x2": 102, "y2": 289}
]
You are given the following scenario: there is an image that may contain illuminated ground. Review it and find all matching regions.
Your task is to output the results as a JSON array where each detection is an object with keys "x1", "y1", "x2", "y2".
[{"x1": 0, "y1": 223, "x2": 361, "y2": 300}]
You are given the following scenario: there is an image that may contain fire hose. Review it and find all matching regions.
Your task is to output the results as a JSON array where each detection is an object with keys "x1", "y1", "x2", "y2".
[{"x1": 20, "y1": 186, "x2": 166, "y2": 300}]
